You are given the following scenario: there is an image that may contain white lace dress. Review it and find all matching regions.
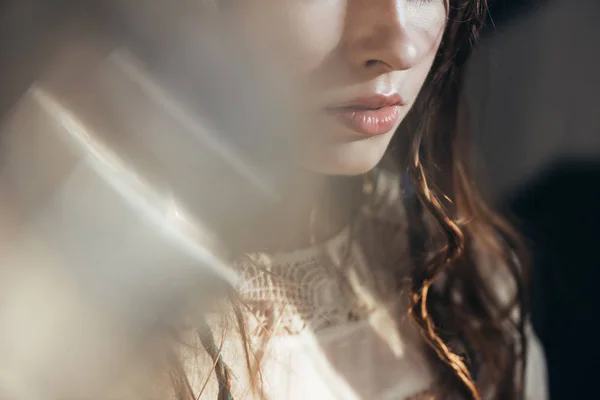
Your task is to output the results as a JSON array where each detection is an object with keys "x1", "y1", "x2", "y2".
[{"x1": 188, "y1": 174, "x2": 548, "y2": 400}]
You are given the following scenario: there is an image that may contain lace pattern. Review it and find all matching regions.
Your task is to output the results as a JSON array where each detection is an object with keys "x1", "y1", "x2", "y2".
[{"x1": 234, "y1": 233, "x2": 376, "y2": 336}]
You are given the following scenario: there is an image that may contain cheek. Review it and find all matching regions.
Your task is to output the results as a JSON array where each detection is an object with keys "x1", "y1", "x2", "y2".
[
  {"x1": 406, "y1": 1, "x2": 447, "y2": 32},
  {"x1": 276, "y1": 3, "x2": 347, "y2": 74},
  {"x1": 408, "y1": 2, "x2": 447, "y2": 60},
  {"x1": 403, "y1": 4, "x2": 447, "y2": 97},
  {"x1": 226, "y1": 1, "x2": 345, "y2": 75}
]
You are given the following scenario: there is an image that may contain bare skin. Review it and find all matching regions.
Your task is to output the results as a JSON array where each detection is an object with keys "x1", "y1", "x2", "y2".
[{"x1": 217, "y1": 0, "x2": 447, "y2": 252}]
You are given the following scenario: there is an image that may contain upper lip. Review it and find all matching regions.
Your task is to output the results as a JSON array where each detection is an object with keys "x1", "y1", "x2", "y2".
[{"x1": 325, "y1": 94, "x2": 405, "y2": 110}]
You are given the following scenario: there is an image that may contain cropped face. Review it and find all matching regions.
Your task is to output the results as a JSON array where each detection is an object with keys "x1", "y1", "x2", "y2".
[{"x1": 221, "y1": 0, "x2": 448, "y2": 176}]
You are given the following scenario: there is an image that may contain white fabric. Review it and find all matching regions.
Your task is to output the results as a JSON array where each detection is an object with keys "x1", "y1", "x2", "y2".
[
  {"x1": 525, "y1": 323, "x2": 549, "y2": 400},
  {"x1": 215, "y1": 239, "x2": 438, "y2": 400}
]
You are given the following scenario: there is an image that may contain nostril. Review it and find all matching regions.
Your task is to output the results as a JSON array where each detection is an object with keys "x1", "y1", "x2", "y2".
[{"x1": 365, "y1": 59, "x2": 379, "y2": 68}]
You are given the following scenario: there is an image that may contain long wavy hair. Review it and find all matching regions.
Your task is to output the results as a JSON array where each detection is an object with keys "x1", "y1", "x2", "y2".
[
  {"x1": 166, "y1": 1, "x2": 529, "y2": 399},
  {"x1": 395, "y1": 1, "x2": 529, "y2": 398}
]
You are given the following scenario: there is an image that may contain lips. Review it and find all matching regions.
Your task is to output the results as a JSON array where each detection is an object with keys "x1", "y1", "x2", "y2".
[{"x1": 324, "y1": 94, "x2": 405, "y2": 136}]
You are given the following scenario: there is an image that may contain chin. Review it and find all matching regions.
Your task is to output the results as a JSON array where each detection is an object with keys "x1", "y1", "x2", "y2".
[{"x1": 299, "y1": 135, "x2": 391, "y2": 176}]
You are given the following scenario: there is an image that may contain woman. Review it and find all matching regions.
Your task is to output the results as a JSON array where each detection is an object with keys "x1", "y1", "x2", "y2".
[{"x1": 153, "y1": 1, "x2": 547, "y2": 399}]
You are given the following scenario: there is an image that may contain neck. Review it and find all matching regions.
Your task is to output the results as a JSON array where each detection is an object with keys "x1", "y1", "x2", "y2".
[{"x1": 234, "y1": 172, "x2": 361, "y2": 254}]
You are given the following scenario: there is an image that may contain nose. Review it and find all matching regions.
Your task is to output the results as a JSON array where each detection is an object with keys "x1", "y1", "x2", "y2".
[{"x1": 343, "y1": 0, "x2": 420, "y2": 76}]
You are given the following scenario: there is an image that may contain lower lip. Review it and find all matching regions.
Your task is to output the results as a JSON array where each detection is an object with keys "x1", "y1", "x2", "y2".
[{"x1": 326, "y1": 106, "x2": 401, "y2": 136}]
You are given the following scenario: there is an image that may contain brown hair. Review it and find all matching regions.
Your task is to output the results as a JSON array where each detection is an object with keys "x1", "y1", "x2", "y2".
[
  {"x1": 395, "y1": 1, "x2": 528, "y2": 398},
  {"x1": 168, "y1": 1, "x2": 529, "y2": 399}
]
